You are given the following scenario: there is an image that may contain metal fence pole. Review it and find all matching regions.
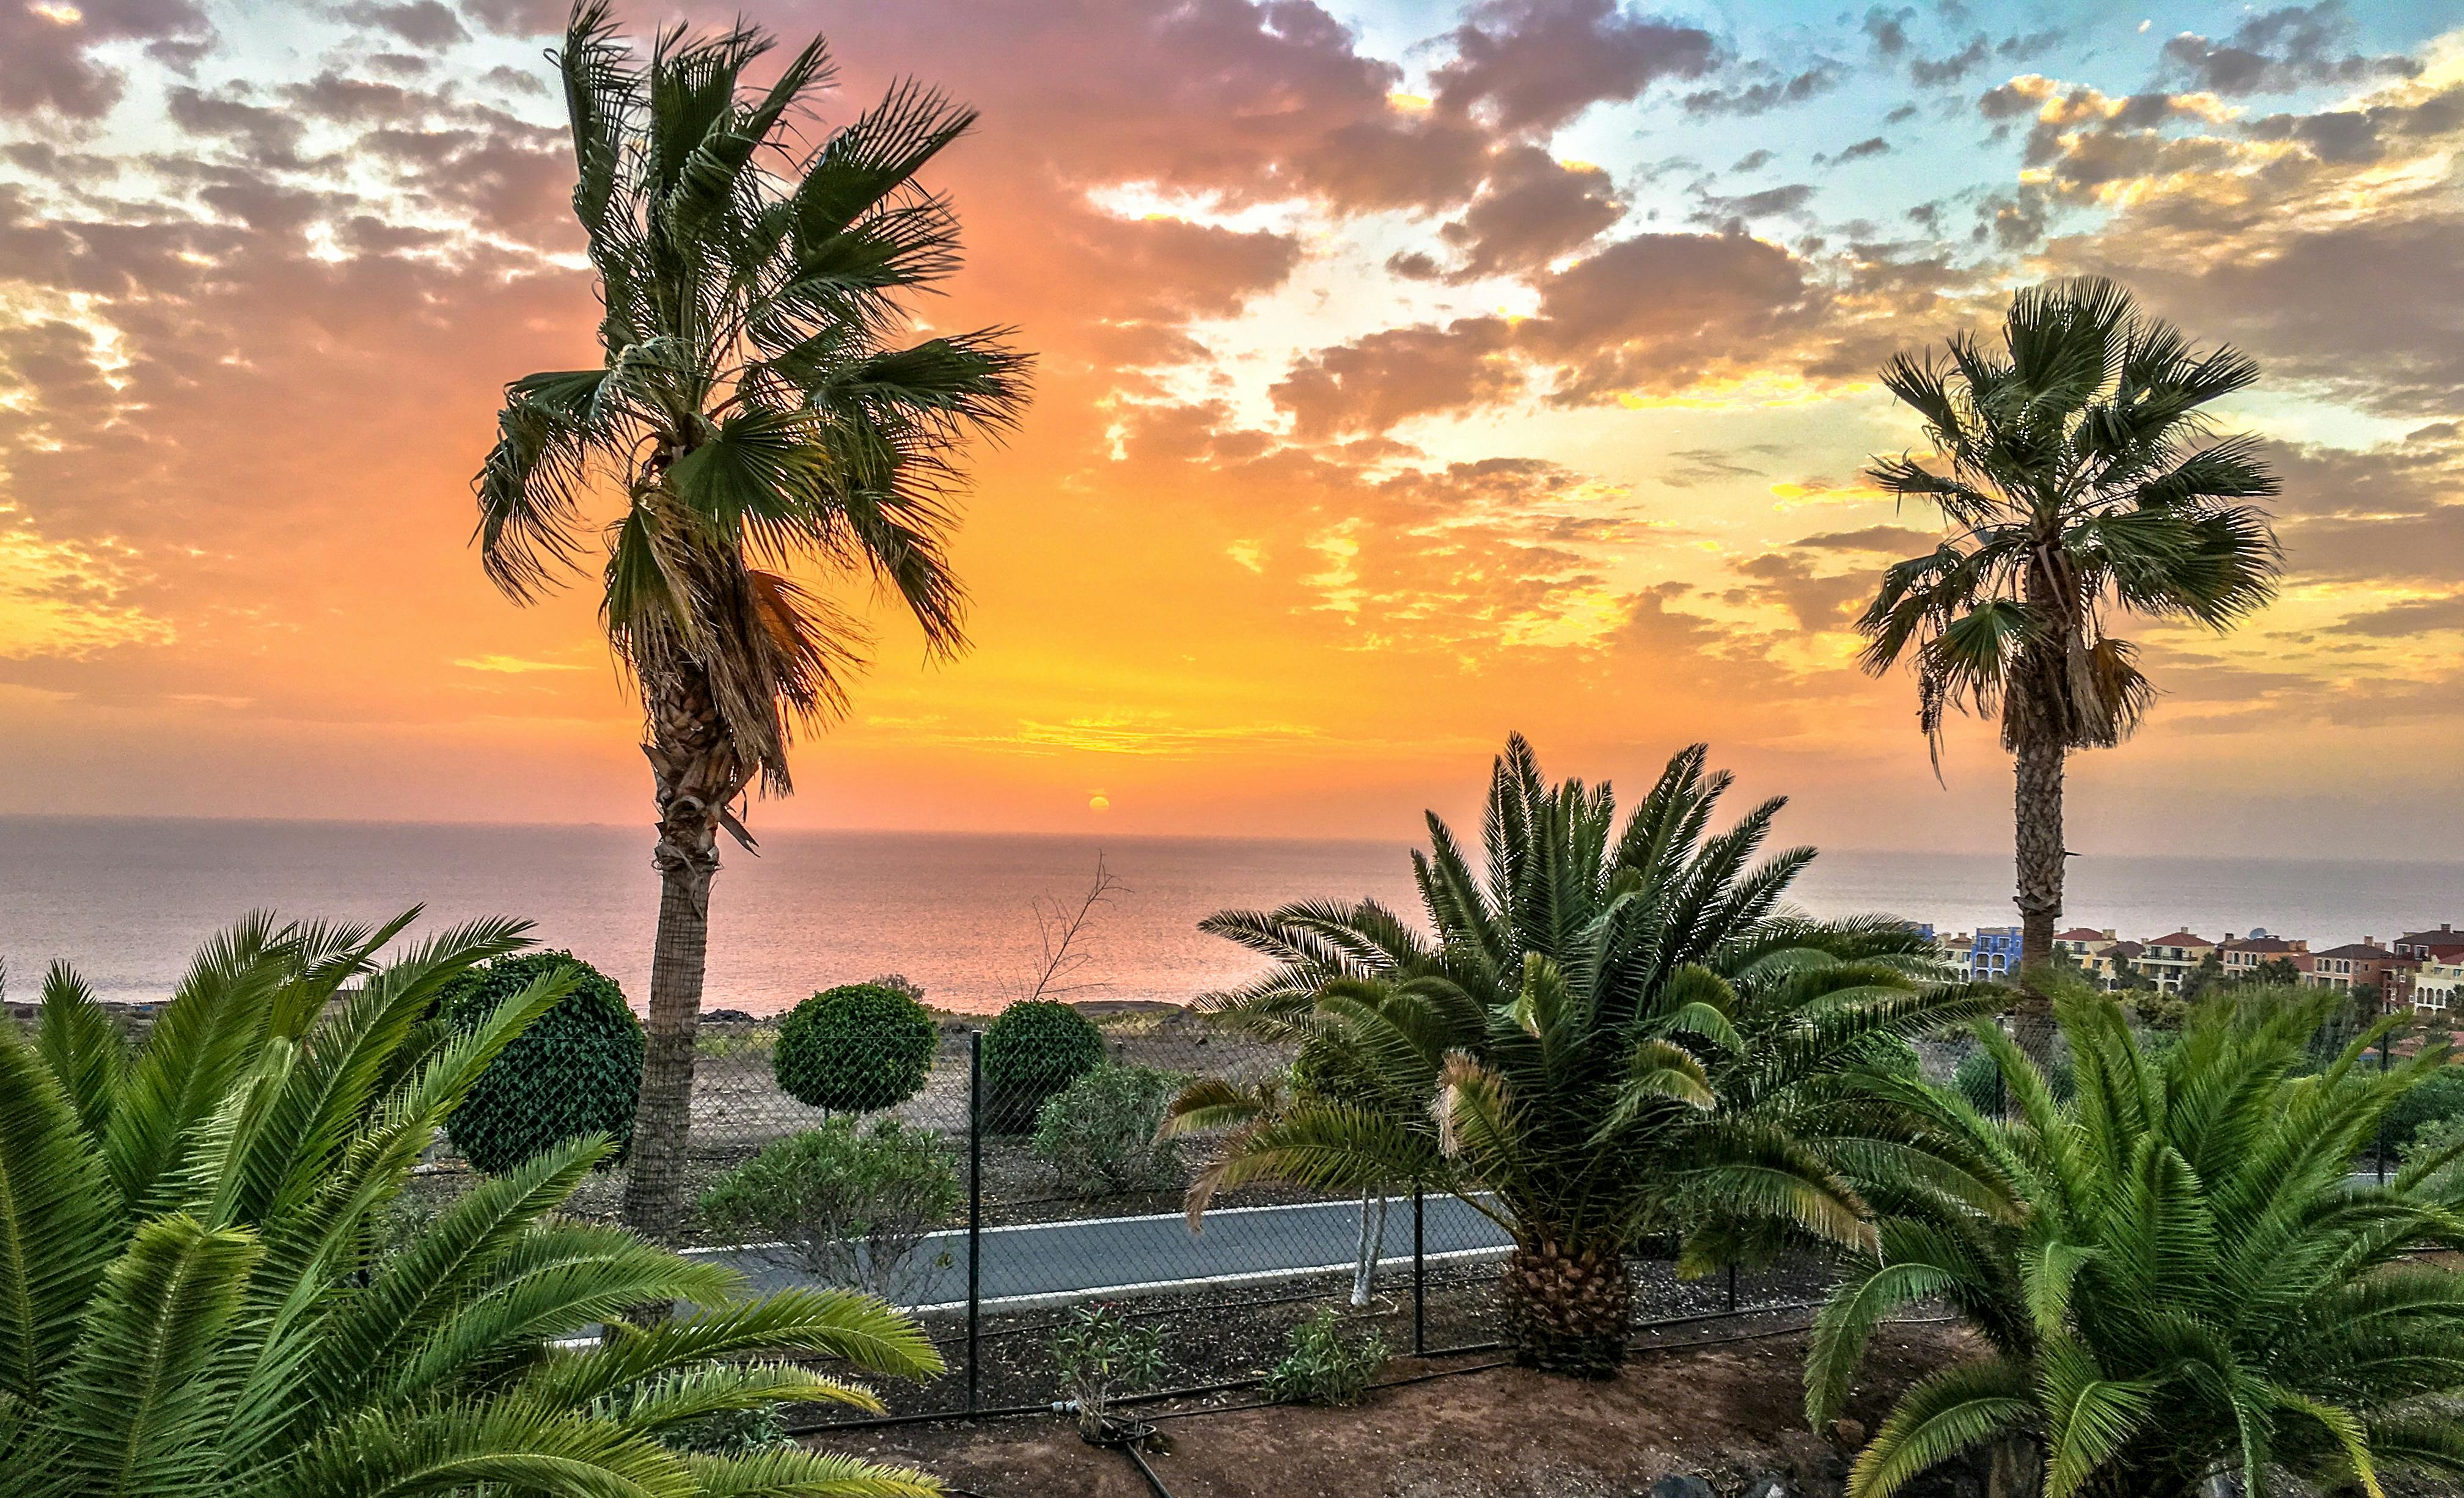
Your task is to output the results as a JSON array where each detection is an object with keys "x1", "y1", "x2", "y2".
[
  {"x1": 2378, "y1": 1023, "x2": 2392, "y2": 1186},
  {"x1": 1411, "y1": 1182, "x2": 1426, "y2": 1356},
  {"x1": 1726, "y1": 1262, "x2": 1739, "y2": 1313},
  {"x1": 966, "y1": 1029, "x2": 983, "y2": 1414}
]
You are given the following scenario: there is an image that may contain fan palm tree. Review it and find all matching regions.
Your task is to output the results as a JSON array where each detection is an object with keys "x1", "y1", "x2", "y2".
[
  {"x1": 472, "y1": 2, "x2": 1031, "y2": 1235},
  {"x1": 1855, "y1": 278, "x2": 2278, "y2": 1026},
  {"x1": 0, "y1": 912, "x2": 943, "y2": 1496},
  {"x1": 1168, "y1": 736, "x2": 1996, "y2": 1375},
  {"x1": 1809, "y1": 987, "x2": 2464, "y2": 1498}
]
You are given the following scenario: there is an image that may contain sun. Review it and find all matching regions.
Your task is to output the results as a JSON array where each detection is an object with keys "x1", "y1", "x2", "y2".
[{"x1": 1088, "y1": 793, "x2": 1111, "y2": 813}]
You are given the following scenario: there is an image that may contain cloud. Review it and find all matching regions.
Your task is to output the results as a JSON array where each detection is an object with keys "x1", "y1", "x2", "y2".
[
  {"x1": 0, "y1": 0, "x2": 211, "y2": 118},
  {"x1": 333, "y1": 1, "x2": 468, "y2": 47},
  {"x1": 1817, "y1": 136, "x2": 1892, "y2": 166},
  {"x1": 2004, "y1": 65, "x2": 2464, "y2": 417},
  {"x1": 1520, "y1": 230, "x2": 1817, "y2": 402},
  {"x1": 1410, "y1": 145, "x2": 1626, "y2": 282},
  {"x1": 1430, "y1": 0, "x2": 1716, "y2": 134},
  {"x1": 2322, "y1": 594, "x2": 2464, "y2": 638},
  {"x1": 1272, "y1": 318, "x2": 1524, "y2": 438},
  {"x1": 1793, "y1": 525, "x2": 1940, "y2": 554},
  {"x1": 2160, "y1": 2, "x2": 2421, "y2": 97},
  {"x1": 1681, "y1": 65, "x2": 1839, "y2": 117}
]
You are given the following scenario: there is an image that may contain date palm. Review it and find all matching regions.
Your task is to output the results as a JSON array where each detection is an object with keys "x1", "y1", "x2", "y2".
[
  {"x1": 472, "y1": 2, "x2": 1030, "y2": 1234},
  {"x1": 1171, "y1": 737, "x2": 1995, "y2": 1375},
  {"x1": 1855, "y1": 278, "x2": 2278, "y2": 1016},
  {"x1": 1810, "y1": 987, "x2": 2464, "y2": 1498},
  {"x1": 0, "y1": 912, "x2": 942, "y2": 1496}
]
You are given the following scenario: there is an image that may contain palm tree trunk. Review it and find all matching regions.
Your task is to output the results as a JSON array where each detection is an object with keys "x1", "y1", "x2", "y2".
[
  {"x1": 622, "y1": 667, "x2": 739, "y2": 1240},
  {"x1": 2011, "y1": 726, "x2": 2065, "y2": 1067},
  {"x1": 1352, "y1": 1189, "x2": 1387, "y2": 1307},
  {"x1": 1500, "y1": 1240, "x2": 1630, "y2": 1376},
  {"x1": 625, "y1": 827, "x2": 714, "y2": 1238},
  {"x1": 1988, "y1": 1434, "x2": 2042, "y2": 1498}
]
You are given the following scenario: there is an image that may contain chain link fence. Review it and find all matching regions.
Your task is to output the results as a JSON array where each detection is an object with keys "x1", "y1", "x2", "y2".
[
  {"x1": 564, "y1": 1003, "x2": 1829, "y2": 1422},
  {"x1": 378, "y1": 977, "x2": 2464, "y2": 1425}
]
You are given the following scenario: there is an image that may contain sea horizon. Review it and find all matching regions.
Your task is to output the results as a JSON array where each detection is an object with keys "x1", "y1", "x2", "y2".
[{"x1": 6, "y1": 815, "x2": 2460, "y2": 1014}]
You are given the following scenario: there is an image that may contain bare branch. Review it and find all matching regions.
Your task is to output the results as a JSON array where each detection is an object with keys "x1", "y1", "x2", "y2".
[{"x1": 1013, "y1": 852, "x2": 1129, "y2": 1004}]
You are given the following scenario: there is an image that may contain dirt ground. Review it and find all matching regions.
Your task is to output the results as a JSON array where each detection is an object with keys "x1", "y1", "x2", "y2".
[{"x1": 829, "y1": 1321, "x2": 1966, "y2": 1498}]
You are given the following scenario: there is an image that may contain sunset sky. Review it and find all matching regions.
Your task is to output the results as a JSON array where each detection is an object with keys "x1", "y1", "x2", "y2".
[{"x1": 2, "y1": 0, "x2": 2460, "y2": 857}]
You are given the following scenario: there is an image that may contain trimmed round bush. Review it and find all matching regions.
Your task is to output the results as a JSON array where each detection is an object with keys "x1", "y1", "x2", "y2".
[
  {"x1": 981, "y1": 999, "x2": 1104, "y2": 1133},
  {"x1": 440, "y1": 951, "x2": 643, "y2": 1175},
  {"x1": 774, "y1": 982, "x2": 939, "y2": 1113}
]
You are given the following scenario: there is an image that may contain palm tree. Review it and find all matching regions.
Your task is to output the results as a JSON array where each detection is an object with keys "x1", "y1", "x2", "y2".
[
  {"x1": 0, "y1": 911, "x2": 942, "y2": 1495},
  {"x1": 1855, "y1": 278, "x2": 2279, "y2": 1023},
  {"x1": 473, "y1": 2, "x2": 1031, "y2": 1235},
  {"x1": 1810, "y1": 987, "x2": 2464, "y2": 1498},
  {"x1": 1170, "y1": 736, "x2": 1995, "y2": 1375}
]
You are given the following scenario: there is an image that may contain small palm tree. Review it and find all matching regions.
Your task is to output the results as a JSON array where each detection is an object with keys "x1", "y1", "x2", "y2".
[
  {"x1": 473, "y1": 2, "x2": 1030, "y2": 1235},
  {"x1": 1855, "y1": 278, "x2": 2278, "y2": 1018},
  {"x1": 1810, "y1": 987, "x2": 2464, "y2": 1498},
  {"x1": 0, "y1": 912, "x2": 942, "y2": 1496},
  {"x1": 1170, "y1": 736, "x2": 1995, "y2": 1375}
]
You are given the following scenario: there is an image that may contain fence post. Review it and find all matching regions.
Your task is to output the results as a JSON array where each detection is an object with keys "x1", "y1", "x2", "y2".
[
  {"x1": 966, "y1": 1029, "x2": 983, "y2": 1414},
  {"x1": 2378, "y1": 1024, "x2": 2392, "y2": 1186},
  {"x1": 1725, "y1": 1262, "x2": 1739, "y2": 1313},
  {"x1": 1411, "y1": 1182, "x2": 1425, "y2": 1356}
]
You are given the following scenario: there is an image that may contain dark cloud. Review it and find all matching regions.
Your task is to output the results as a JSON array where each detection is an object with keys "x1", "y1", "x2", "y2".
[
  {"x1": 1690, "y1": 182, "x2": 1816, "y2": 230},
  {"x1": 1415, "y1": 145, "x2": 1625, "y2": 282},
  {"x1": 1794, "y1": 525, "x2": 1940, "y2": 554},
  {"x1": 334, "y1": 1, "x2": 468, "y2": 47},
  {"x1": 1270, "y1": 318, "x2": 1523, "y2": 438},
  {"x1": 0, "y1": 0, "x2": 211, "y2": 118},
  {"x1": 1908, "y1": 35, "x2": 1990, "y2": 86},
  {"x1": 1862, "y1": 7, "x2": 1912, "y2": 58},
  {"x1": 2160, "y1": 2, "x2": 2421, "y2": 97},
  {"x1": 1431, "y1": 0, "x2": 1716, "y2": 134},
  {"x1": 1731, "y1": 148, "x2": 1775, "y2": 172},
  {"x1": 1681, "y1": 65, "x2": 1838, "y2": 117},
  {"x1": 1818, "y1": 136, "x2": 1892, "y2": 166},
  {"x1": 1520, "y1": 230, "x2": 1816, "y2": 402},
  {"x1": 2324, "y1": 594, "x2": 2464, "y2": 638}
]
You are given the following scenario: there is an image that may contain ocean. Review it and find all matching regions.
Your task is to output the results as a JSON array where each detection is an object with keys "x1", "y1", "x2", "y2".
[{"x1": 4, "y1": 816, "x2": 2461, "y2": 1013}]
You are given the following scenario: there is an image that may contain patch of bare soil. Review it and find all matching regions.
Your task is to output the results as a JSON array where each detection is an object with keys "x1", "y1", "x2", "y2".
[{"x1": 832, "y1": 1321, "x2": 1969, "y2": 1498}]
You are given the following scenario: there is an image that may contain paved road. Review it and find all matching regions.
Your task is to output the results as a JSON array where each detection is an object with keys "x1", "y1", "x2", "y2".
[{"x1": 694, "y1": 1194, "x2": 1514, "y2": 1311}]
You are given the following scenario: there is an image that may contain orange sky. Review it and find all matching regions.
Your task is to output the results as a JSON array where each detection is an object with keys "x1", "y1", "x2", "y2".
[{"x1": 2, "y1": 0, "x2": 2462, "y2": 857}]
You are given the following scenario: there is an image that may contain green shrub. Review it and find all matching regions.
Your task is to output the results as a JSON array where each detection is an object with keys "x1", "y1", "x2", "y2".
[
  {"x1": 1033, "y1": 1064, "x2": 1186, "y2": 1194},
  {"x1": 0, "y1": 910, "x2": 941, "y2": 1497},
  {"x1": 982, "y1": 999, "x2": 1104, "y2": 1133},
  {"x1": 2382, "y1": 1064, "x2": 2464, "y2": 1152},
  {"x1": 439, "y1": 950, "x2": 642, "y2": 1174},
  {"x1": 774, "y1": 982, "x2": 939, "y2": 1112},
  {"x1": 1952, "y1": 1043, "x2": 2074, "y2": 1115},
  {"x1": 1049, "y1": 1304, "x2": 1164, "y2": 1439},
  {"x1": 1263, "y1": 1308, "x2": 1388, "y2": 1406},
  {"x1": 695, "y1": 1117, "x2": 960, "y2": 1299}
]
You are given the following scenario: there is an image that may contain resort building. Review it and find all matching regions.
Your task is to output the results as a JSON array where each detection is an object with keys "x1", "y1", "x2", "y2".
[
  {"x1": 2304, "y1": 940, "x2": 2417, "y2": 1005},
  {"x1": 1965, "y1": 926, "x2": 2022, "y2": 980},
  {"x1": 2396, "y1": 925, "x2": 2464, "y2": 964},
  {"x1": 2414, "y1": 960, "x2": 2464, "y2": 1015},
  {"x1": 2219, "y1": 933, "x2": 2310, "y2": 981},
  {"x1": 2054, "y1": 927, "x2": 2121, "y2": 988},
  {"x1": 2135, "y1": 931, "x2": 2216, "y2": 994}
]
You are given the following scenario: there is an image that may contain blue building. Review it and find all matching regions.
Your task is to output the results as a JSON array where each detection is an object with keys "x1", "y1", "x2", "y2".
[{"x1": 1967, "y1": 926, "x2": 2023, "y2": 979}]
